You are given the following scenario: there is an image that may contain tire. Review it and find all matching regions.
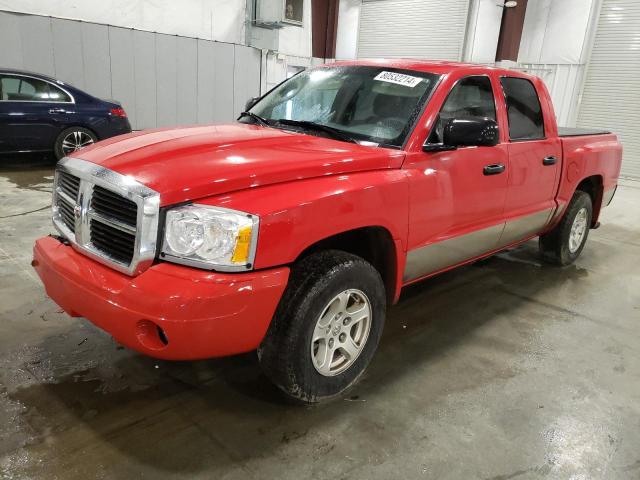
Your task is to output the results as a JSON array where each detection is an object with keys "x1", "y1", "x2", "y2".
[
  {"x1": 258, "y1": 250, "x2": 386, "y2": 404},
  {"x1": 539, "y1": 190, "x2": 593, "y2": 266},
  {"x1": 54, "y1": 127, "x2": 97, "y2": 160}
]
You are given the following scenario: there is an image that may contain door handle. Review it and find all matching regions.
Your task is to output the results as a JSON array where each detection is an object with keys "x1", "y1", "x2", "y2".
[
  {"x1": 49, "y1": 108, "x2": 66, "y2": 114},
  {"x1": 543, "y1": 156, "x2": 557, "y2": 166},
  {"x1": 483, "y1": 164, "x2": 506, "y2": 175}
]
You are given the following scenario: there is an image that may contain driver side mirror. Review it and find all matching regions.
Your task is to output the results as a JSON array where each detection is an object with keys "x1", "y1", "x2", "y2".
[
  {"x1": 424, "y1": 116, "x2": 499, "y2": 152},
  {"x1": 245, "y1": 96, "x2": 261, "y2": 111}
]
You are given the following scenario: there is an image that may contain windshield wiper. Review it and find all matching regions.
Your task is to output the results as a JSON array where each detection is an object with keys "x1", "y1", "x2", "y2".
[
  {"x1": 274, "y1": 119, "x2": 358, "y2": 144},
  {"x1": 238, "y1": 111, "x2": 271, "y2": 127}
]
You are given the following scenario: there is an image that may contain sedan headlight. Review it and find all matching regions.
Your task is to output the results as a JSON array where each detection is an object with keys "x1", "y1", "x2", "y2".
[{"x1": 161, "y1": 205, "x2": 259, "y2": 271}]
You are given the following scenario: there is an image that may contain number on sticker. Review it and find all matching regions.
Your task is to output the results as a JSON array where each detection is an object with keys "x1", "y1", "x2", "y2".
[{"x1": 374, "y1": 71, "x2": 423, "y2": 88}]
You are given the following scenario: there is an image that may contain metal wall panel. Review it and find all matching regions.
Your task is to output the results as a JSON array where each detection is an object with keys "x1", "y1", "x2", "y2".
[
  {"x1": 518, "y1": 63, "x2": 586, "y2": 128},
  {"x1": 155, "y1": 34, "x2": 178, "y2": 128},
  {"x1": 20, "y1": 15, "x2": 55, "y2": 75},
  {"x1": 213, "y1": 42, "x2": 235, "y2": 122},
  {"x1": 233, "y1": 45, "x2": 261, "y2": 117},
  {"x1": 175, "y1": 36, "x2": 198, "y2": 125},
  {"x1": 51, "y1": 19, "x2": 85, "y2": 89},
  {"x1": 81, "y1": 23, "x2": 112, "y2": 101},
  {"x1": 133, "y1": 30, "x2": 157, "y2": 130},
  {"x1": 108, "y1": 26, "x2": 136, "y2": 127},
  {"x1": 0, "y1": 12, "x2": 265, "y2": 130},
  {"x1": 0, "y1": 11, "x2": 24, "y2": 69},
  {"x1": 197, "y1": 39, "x2": 216, "y2": 124},
  {"x1": 578, "y1": 0, "x2": 640, "y2": 179},
  {"x1": 357, "y1": 0, "x2": 470, "y2": 60}
]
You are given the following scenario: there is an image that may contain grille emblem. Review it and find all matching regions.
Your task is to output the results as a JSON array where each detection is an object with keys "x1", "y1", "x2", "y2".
[{"x1": 73, "y1": 204, "x2": 82, "y2": 220}]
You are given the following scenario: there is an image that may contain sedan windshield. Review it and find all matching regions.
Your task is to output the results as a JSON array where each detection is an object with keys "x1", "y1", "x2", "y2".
[{"x1": 247, "y1": 66, "x2": 440, "y2": 148}]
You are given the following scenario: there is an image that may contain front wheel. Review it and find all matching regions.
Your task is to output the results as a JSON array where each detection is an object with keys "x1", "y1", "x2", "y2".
[
  {"x1": 539, "y1": 190, "x2": 593, "y2": 266},
  {"x1": 258, "y1": 250, "x2": 386, "y2": 404},
  {"x1": 54, "y1": 127, "x2": 97, "y2": 160}
]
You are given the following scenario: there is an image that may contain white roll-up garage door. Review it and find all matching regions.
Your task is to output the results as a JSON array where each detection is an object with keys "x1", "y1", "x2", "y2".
[
  {"x1": 357, "y1": 0, "x2": 470, "y2": 60},
  {"x1": 577, "y1": 0, "x2": 640, "y2": 179}
]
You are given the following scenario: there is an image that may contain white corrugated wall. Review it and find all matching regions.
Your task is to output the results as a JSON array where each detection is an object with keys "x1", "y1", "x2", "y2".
[
  {"x1": 356, "y1": 0, "x2": 470, "y2": 60},
  {"x1": 578, "y1": 0, "x2": 640, "y2": 179},
  {"x1": 517, "y1": 64, "x2": 587, "y2": 128}
]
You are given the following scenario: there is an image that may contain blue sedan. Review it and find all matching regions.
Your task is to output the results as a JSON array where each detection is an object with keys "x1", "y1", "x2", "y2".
[{"x1": 0, "y1": 69, "x2": 131, "y2": 159}]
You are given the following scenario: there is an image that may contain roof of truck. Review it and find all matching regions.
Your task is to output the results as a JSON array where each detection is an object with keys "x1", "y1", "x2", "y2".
[{"x1": 324, "y1": 59, "x2": 536, "y2": 80}]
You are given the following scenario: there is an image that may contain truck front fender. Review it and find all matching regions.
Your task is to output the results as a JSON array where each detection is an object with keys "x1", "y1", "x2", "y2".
[{"x1": 196, "y1": 169, "x2": 410, "y2": 278}]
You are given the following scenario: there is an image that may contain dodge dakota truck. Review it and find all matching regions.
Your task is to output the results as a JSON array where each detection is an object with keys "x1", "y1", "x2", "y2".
[{"x1": 32, "y1": 60, "x2": 622, "y2": 403}]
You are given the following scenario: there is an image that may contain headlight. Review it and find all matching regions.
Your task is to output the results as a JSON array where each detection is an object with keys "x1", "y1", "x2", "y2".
[{"x1": 161, "y1": 204, "x2": 259, "y2": 271}]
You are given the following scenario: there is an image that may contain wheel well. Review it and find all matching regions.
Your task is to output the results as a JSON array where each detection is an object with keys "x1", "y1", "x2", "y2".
[
  {"x1": 296, "y1": 227, "x2": 398, "y2": 304},
  {"x1": 575, "y1": 175, "x2": 603, "y2": 226}
]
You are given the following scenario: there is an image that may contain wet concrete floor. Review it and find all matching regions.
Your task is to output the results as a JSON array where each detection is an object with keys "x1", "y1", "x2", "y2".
[{"x1": 1, "y1": 156, "x2": 639, "y2": 479}]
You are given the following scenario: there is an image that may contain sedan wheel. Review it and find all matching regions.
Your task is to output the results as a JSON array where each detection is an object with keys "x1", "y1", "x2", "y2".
[
  {"x1": 54, "y1": 127, "x2": 98, "y2": 160},
  {"x1": 61, "y1": 130, "x2": 95, "y2": 155}
]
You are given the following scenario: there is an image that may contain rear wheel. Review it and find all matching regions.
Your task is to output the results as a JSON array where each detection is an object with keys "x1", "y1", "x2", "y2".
[
  {"x1": 54, "y1": 127, "x2": 97, "y2": 160},
  {"x1": 258, "y1": 250, "x2": 386, "y2": 404},
  {"x1": 539, "y1": 190, "x2": 593, "y2": 266}
]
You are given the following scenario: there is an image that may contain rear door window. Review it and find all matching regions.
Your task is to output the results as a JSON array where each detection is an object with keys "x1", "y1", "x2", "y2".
[
  {"x1": 500, "y1": 77, "x2": 544, "y2": 141},
  {"x1": 0, "y1": 75, "x2": 71, "y2": 102}
]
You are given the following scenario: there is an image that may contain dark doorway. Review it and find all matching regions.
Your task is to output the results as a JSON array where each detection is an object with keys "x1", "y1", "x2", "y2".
[
  {"x1": 311, "y1": 0, "x2": 339, "y2": 59},
  {"x1": 495, "y1": 0, "x2": 529, "y2": 62}
]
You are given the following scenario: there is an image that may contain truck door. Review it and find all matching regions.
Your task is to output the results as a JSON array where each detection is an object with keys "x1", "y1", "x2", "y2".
[
  {"x1": 497, "y1": 76, "x2": 561, "y2": 246},
  {"x1": 403, "y1": 74, "x2": 509, "y2": 282}
]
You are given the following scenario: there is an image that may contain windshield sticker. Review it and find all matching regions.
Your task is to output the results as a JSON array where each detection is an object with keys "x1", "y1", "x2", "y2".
[{"x1": 374, "y1": 71, "x2": 423, "y2": 88}]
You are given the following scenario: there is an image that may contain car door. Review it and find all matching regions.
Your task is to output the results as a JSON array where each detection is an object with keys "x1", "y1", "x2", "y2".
[
  {"x1": 0, "y1": 74, "x2": 73, "y2": 153},
  {"x1": 0, "y1": 75, "x2": 18, "y2": 153},
  {"x1": 497, "y1": 76, "x2": 561, "y2": 246},
  {"x1": 403, "y1": 74, "x2": 510, "y2": 282}
]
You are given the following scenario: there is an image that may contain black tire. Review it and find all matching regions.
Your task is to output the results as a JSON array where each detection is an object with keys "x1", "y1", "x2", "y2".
[
  {"x1": 258, "y1": 250, "x2": 386, "y2": 404},
  {"x1": 539, "y1": 190, "x2": 593, "y2": 266},
  {"x1": 54, "y1": 127, "x2": 97, "y2": 160}
]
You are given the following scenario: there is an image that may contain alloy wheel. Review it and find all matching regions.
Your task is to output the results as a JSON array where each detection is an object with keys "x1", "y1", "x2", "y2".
[
  {"x1": 568, "y1": 207, "x2": 588, "y2": 253},
  {"x1": 61, "y1": 130, "x2": 95, "y2": 155},
  {"x1": 310, "y1": 289, "x2": 372, "y2": 376}
]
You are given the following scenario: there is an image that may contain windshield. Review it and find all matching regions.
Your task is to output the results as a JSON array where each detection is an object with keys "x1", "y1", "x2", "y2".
[{"x1": 247, "y1": 66, "x2": 440, "y2": 148}]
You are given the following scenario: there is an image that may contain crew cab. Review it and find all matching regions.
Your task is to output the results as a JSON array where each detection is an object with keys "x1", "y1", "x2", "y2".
[{"x1": 32, "y1": 61, "x2": 622, "y2": 403}]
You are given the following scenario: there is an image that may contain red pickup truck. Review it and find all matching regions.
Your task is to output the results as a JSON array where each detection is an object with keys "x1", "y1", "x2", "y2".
[{"x1": 33, "y1": 60, "x2": 622, "y2": 403}]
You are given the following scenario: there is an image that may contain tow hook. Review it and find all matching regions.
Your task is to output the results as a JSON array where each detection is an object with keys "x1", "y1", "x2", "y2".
[{"x1": 49, "y1": 233, "x2": 71, "y2": 245}]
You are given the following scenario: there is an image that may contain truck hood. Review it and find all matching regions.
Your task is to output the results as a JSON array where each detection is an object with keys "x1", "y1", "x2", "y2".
[{"x1": 75, "y1": 124, "x2": 405, "y2": 206}]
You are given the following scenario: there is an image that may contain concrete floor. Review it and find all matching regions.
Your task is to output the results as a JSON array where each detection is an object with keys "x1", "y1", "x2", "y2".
[{"x1": 1, "y1": 156, "x2": 639, "y2": 480}]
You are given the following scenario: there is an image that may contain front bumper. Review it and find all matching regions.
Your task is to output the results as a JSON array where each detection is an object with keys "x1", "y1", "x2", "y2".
[{"x1": 33, "y1": 236, "x2": 289, "y2": 360}]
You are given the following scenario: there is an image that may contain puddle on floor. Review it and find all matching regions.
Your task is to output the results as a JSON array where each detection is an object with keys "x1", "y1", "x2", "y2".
[
  {"x1": 0, "y1": 154, "x2": 55, "y2": 191},
  {"x1": 0, "y1": 156, "x2": 54, "y2": 220}
]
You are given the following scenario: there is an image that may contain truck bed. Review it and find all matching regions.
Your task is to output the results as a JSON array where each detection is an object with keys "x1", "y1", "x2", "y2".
[
  {"x1": 557, "y1": 131, "x2": 622, "y2": 218},
  {"x1": 558, "y1": 127, "x2": 611, "y2": 137}
]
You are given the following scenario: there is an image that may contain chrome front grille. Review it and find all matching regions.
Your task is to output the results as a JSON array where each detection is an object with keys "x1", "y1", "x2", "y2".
[
  {"x1": 91, "y1": 186, "x2": 138, "y2": 225},
  {"x1": 89, "y1": 185, "x2": 138, "y2": 264},
  {"x1": 52, "y1": 157, "x2": 160, "y2": 276},
  {"x1": 58, "y1": 171, "x2": 80, "y2": 202},
  {"x1": 90, "y1": 219, "x2": 137, "y2": 264},
  {"x1": 55, "y1": 171, "x2": 80, "y2": 232}
]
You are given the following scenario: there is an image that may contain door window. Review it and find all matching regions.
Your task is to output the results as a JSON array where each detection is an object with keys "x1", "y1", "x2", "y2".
[
  {"x1": 0, "y1": 75, "x2": 72, "y2": 102},
  {"x1": 500, "y1": 77, "x2": 544, "y2": 141},
  {"x1": 428, "y1": 75, "x2": 496, "y2": 144}
]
